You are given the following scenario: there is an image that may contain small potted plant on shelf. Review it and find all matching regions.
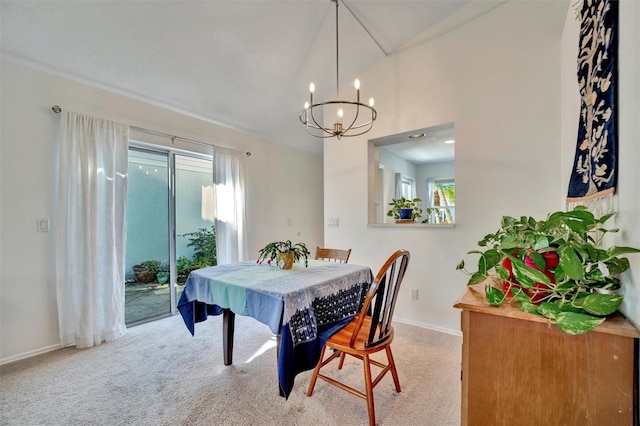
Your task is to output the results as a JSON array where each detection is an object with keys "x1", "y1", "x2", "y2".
[
  {"x1": 456, "y1": 206, "x2": 640, "y2": 335},
  {"x1": 386, "y1": 197, "x2": 423, "y2": 222},
  {"x1": 257, "y1": 240, "x2": 310, "y2": 269}
]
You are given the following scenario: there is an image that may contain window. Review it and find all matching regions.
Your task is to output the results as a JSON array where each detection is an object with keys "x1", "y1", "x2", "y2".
[
  {"x1": 426, "y1": 178, "x2": 455, "y2": 224},
  {"x1": 400, "y1": 175, "x2": 416, "y2": 199}
]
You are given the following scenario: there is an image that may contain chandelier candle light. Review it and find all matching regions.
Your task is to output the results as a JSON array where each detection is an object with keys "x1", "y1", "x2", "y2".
[{"x1": 299, "y1": 0, "x2": 377, "y2": 139}]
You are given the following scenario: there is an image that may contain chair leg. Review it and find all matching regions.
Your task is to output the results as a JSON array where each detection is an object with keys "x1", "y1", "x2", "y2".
[
  {"x1": 307, "y1": 345, "x2": 327, "y2": 396},
  {"x1": 385, "y1": 346, "x2": 401, "y2": 392},
  {"x1": 338, "y1": 352, "x2": 346, "y2": 369},
  {"x1": 363, "y1": 354, "x2": 376, "y2": 426}
]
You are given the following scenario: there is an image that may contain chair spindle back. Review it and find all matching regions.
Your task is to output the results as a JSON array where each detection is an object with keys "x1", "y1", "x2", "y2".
[
  {"x1": 351, "y1": 249, "x2": 410, "y2": 348},
  {"x1": 315, "y1": 247, "x2": 352, "y2": 263}
]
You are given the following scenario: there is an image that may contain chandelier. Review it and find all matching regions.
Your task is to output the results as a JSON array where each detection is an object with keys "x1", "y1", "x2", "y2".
[{"x1": 299, "y1": 0, "x2": 377, "y2": 140}]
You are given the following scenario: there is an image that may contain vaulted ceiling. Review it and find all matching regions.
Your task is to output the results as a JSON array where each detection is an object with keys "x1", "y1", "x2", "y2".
[{"x1": 1, "y1": 0, "x2": 507, "y2": 154}]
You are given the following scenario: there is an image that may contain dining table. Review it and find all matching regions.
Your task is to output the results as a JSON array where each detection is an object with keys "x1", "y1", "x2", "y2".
[{"x1": 177, "y1": 259, "x2": 373, "y2": 398}]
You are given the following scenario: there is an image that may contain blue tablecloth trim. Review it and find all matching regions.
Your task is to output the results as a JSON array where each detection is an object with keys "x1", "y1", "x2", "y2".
[
  {"x1": 178, "y1": 298, "x2": 223, "y2": 336},
  {"x1": 278, "y1": 316, "x2": 353, "y2": 399},
  {"x1": 177, "y1": 294, "x2": 357, "y2": 398},
  {"x1": 287, "y1": 283, "x2": 363, "y2": 344}
]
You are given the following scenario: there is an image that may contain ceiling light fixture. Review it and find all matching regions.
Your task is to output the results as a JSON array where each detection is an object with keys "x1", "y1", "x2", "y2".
[
  {"x1": 408, "y1": 133, "x2": 427, "y2": 139},
  {"x1": 299, "y1": 0, "x2": 377, "y2": 140}
]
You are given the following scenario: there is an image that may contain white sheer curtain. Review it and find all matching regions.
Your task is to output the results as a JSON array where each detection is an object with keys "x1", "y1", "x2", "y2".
[
  {"x1": 54, "y1": 111, "x2": 129, "y2": 348},
  {"x1": 394, "y1": 173, "x2": 402, "y2": 198},
  {"x1": 213, "y1": 147, "x2": 247, "y2": 264},
  {"x1": 426, "y1": 177, "x2": 435, "y2": 207}
]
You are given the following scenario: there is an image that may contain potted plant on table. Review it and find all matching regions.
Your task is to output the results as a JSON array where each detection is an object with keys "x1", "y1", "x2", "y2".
[
  {"x1": 257, "y1": 240, "x2": 310, "y2": 269},
  {"x1": 386, "y1": 197, "x2": 423, "y2": 222},
  {"x1": 456, "y1": 206, "x2": 640, "y2": 335}
]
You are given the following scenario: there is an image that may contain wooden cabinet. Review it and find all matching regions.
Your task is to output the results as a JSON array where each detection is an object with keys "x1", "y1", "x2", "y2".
[{"x1": 454, "y1": 284, "x2": 639, "y2": 426}]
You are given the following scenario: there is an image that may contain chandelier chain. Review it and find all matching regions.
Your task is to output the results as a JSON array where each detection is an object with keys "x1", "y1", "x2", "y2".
[{"x1": 334, "y1": 0, "x2": 339, "y2": 98}]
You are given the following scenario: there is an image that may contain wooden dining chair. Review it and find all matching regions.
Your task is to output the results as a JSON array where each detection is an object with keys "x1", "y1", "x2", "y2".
[
  {"x1": 307, "y1": 249, "x2": 410, "y2": 426},
  {"x1": 314, "y1": 247, "x2": 352, "y2": 263}
]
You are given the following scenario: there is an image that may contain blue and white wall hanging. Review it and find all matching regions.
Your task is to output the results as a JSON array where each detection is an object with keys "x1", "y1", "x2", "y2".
[{"x1": 567, "y1": 0, "x2": 618, "y2": 214}]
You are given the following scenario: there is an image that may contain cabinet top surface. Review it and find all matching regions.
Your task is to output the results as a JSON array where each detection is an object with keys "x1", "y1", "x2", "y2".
[{"x1": 454, "y1": 283, "x2": 640, "y2": 339}]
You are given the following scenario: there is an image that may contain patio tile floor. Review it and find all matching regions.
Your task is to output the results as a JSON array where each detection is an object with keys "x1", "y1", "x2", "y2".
[{"x1": 125, "y1": 282, "x2": 184, "y2": 324}]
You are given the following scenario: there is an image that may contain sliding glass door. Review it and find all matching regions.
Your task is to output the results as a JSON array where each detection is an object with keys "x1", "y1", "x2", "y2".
[
  {"x1": 125, "y1": 146, "x2": 214, "y2": 325},
  {"x1": 125, "y1": 149, "x2": 171, "y2": 324}
]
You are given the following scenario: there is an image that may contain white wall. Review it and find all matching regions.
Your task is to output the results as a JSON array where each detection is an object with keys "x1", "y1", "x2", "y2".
[
  {"x1": 0, "y1": 60, "x2": 324, "y2": 362},
  {"x1": 325, "y1": 1, "x2": 567, "y2": 333},
  {"x1": 615, "y1": 0, "x2": 640, "y2": 328},
  {"x1": 560, "y1": 0, "x2": 640, "y2": 328},
  {"x1": 326, "y1": 0, "x2": 639, "y2": 334}
]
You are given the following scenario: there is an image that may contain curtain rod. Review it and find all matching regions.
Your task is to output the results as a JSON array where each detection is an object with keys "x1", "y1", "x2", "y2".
[{"x1": 51, "y1": 105, "x2": 252, "y2": 156}]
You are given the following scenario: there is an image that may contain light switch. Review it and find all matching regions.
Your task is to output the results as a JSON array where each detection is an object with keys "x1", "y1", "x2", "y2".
[{"x1": 37, "y1": 218, "x2": 50, "y2": 233}]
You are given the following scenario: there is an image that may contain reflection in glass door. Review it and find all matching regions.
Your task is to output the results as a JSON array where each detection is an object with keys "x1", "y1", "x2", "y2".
[{"x1": 125, "y1": 149, "x2": 171, "y2": 324}]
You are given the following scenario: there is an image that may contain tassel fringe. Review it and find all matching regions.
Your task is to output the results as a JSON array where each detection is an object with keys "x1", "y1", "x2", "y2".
[{"x1": 566, "y1": 192, "x2": 616, "y2": 216}]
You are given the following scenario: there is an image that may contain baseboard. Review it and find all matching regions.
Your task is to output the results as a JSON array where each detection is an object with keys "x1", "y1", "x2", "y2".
[
  {"x1": 0, "y1": 321, "x2": 460, "y2": 366},
  {"x1": 0, "y1": 343, "x2": 61, "y2": 366},
  {"x1": 393, "y1": 317, "x2": 463, "y2": 337}
]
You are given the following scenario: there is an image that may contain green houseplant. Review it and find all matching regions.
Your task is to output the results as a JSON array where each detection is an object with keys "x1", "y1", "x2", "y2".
[
  {"x1": 456, "y1": 206, "x2": 640, "y2": 335},
  {"x1": 386, "y1": 197, "x2": 423, "y2": 221},
  {"x1": 156, "y1": 260, "x2": 170, "y2": 284},
  {"x1": 132, "y1": 259, "x2": 161, "y2": 283},
  {"x1": 180, "y1": 225, "x2": 217, "y2": 268},
  {"x1": 257, "y1": 240, "x2": 310, "y2": 269},
  {"x1": 176, "y1": 256, "x2": 197, "y2": 284}
]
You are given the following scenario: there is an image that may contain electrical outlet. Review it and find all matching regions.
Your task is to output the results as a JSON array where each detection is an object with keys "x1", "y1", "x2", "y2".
[{"x1": 410, "y1": 288, "x2": 418, "y2": 300}]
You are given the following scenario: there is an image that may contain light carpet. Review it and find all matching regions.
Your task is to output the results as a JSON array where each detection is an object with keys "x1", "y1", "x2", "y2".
[{"x1": 0, "y1": 314, "x2": 461, "y2": 426}]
